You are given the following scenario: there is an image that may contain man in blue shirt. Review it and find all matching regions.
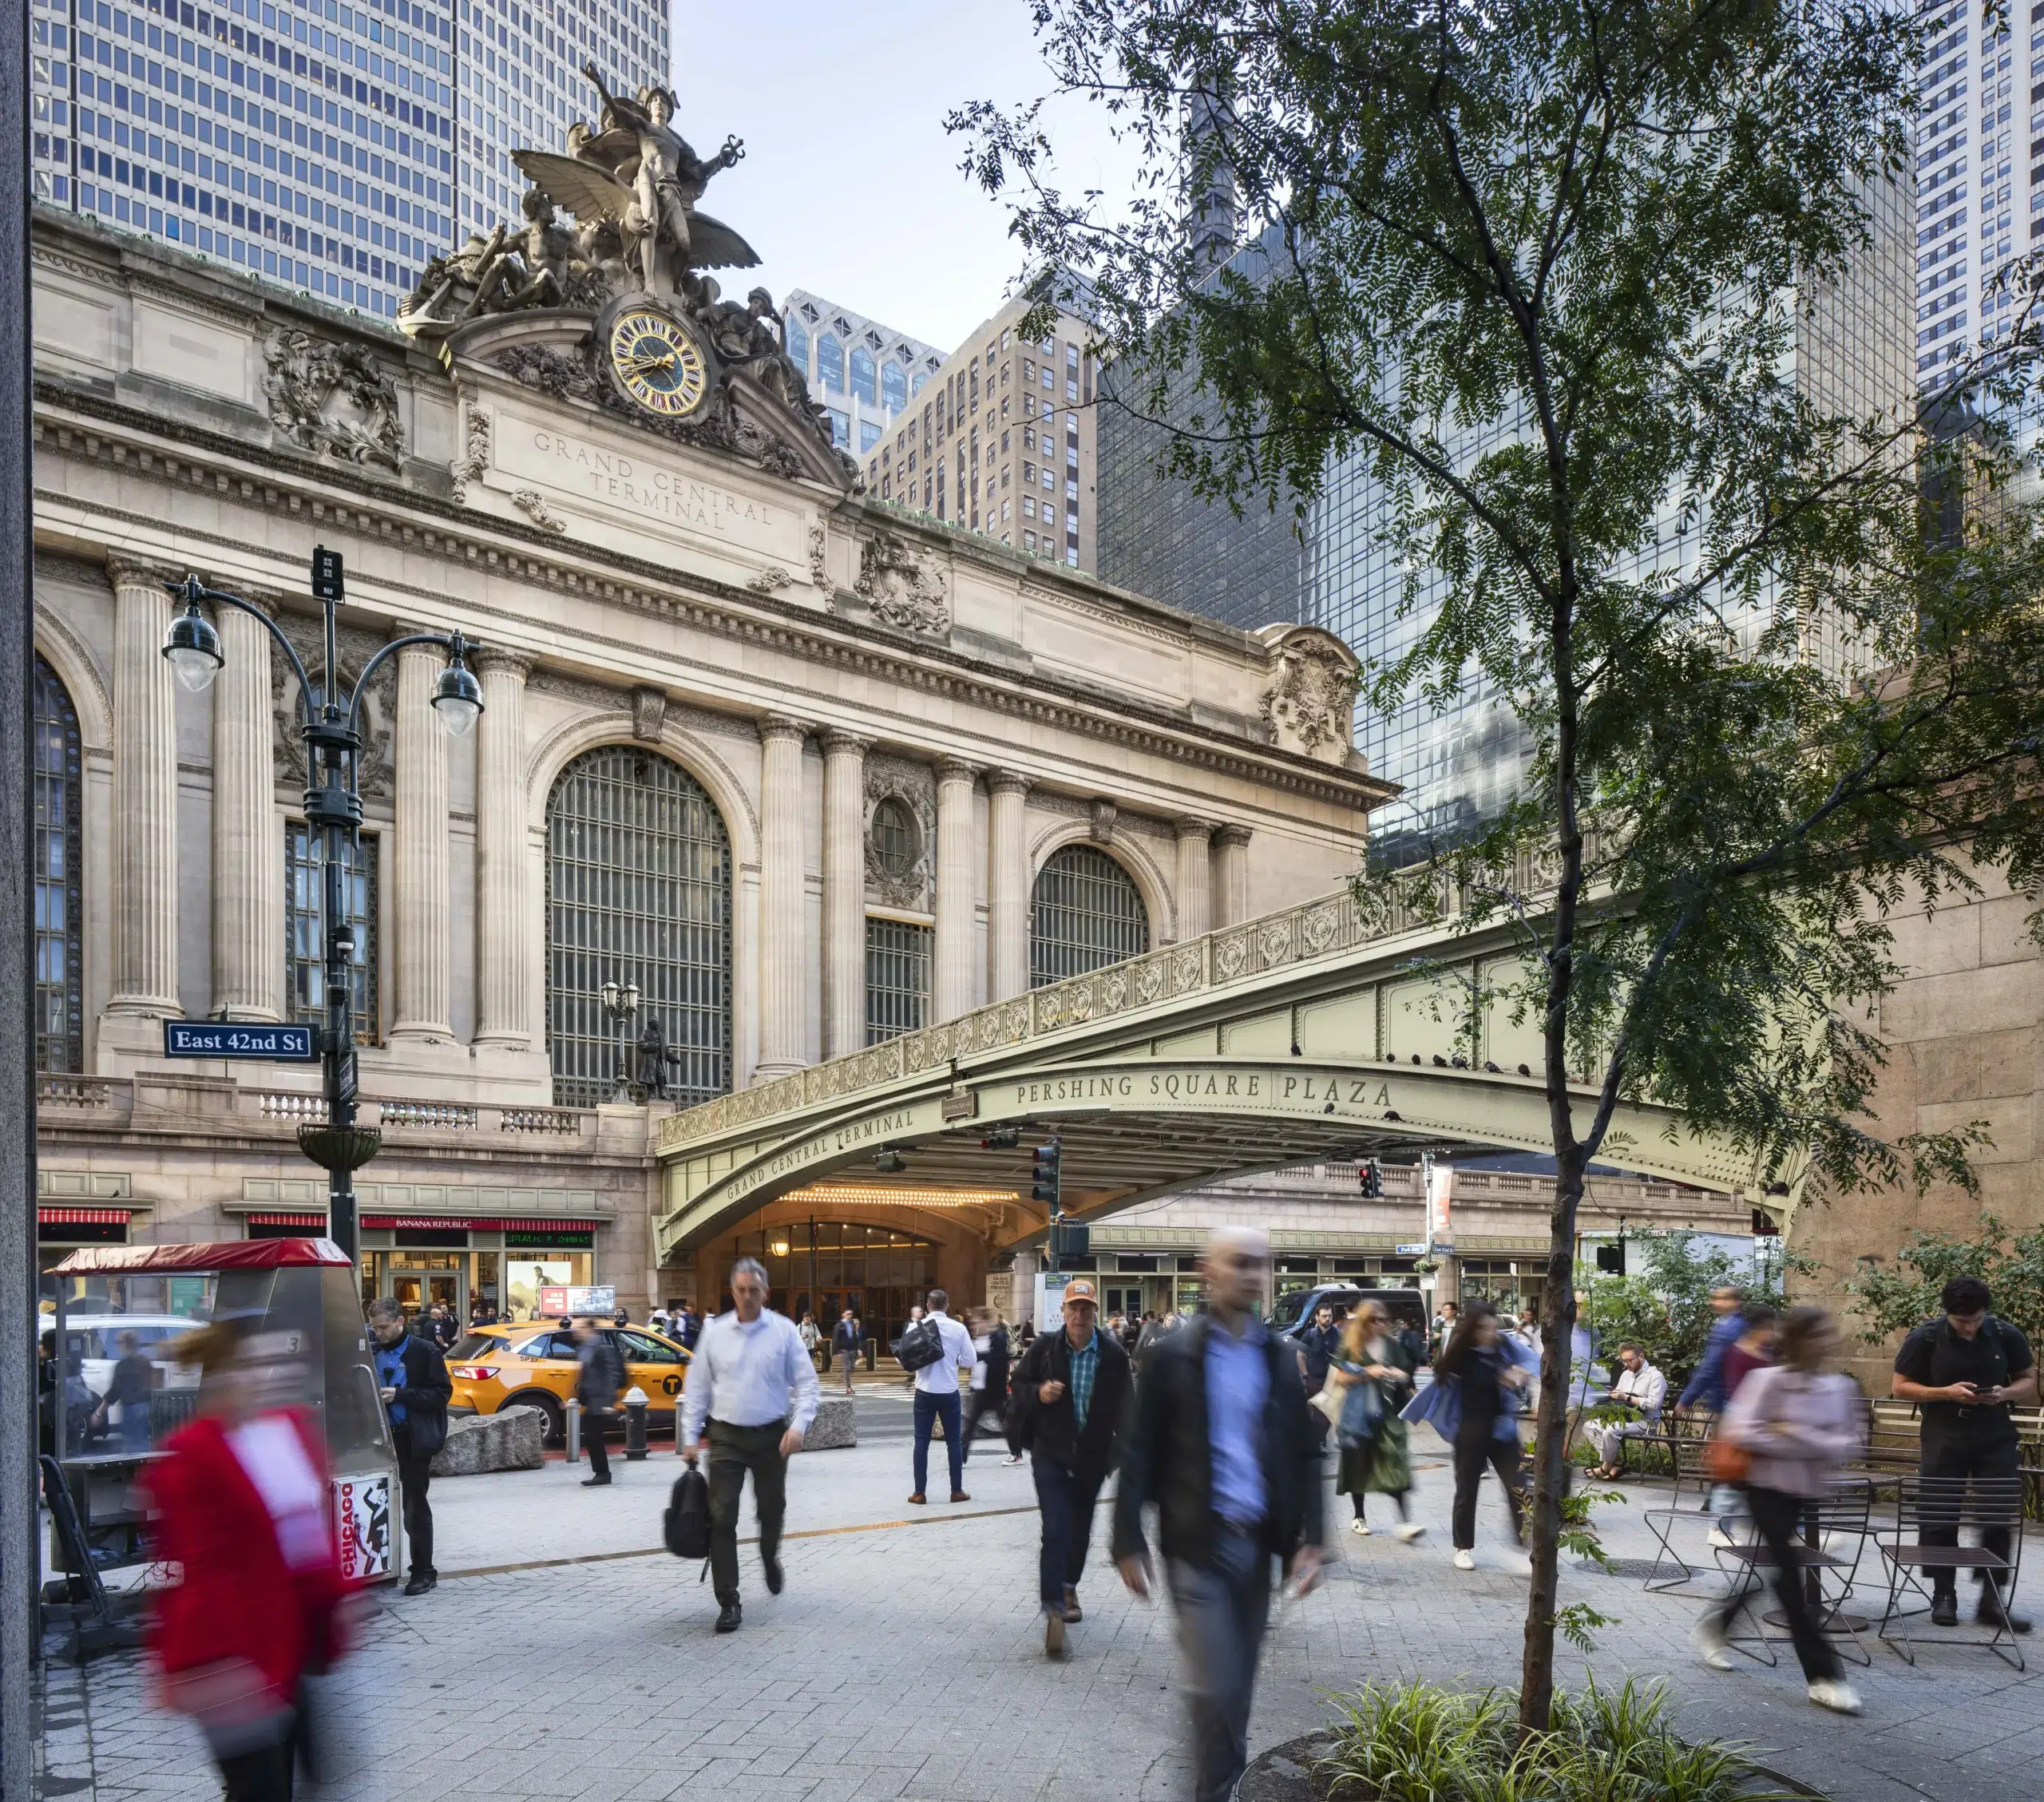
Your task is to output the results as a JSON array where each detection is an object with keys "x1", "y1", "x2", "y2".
[{"x1": 1114, "y1": 1230, "x2": 1324, "y2": 1802}]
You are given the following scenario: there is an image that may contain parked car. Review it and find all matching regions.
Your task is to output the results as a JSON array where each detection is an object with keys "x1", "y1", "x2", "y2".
[
  {"x1": 445, "y1": 1321, "x2": 691, "y2": 1444},
  {"x1": 57, "y1": 1314, "x2": 204, "y2": 1408},
  {"x1": 1271, "y1": 1285, "x2": 1428, "y2": 1346}
]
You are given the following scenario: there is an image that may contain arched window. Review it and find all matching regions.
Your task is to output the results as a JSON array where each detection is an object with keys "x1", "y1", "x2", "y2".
[
  {"x1": 815, "y1": 331, "x2": 844, "y2": 393},
  {"x1": 881, "y1": 359, "x2": 907, "y2": 411},
  {"x1": 32, "y1": 654, "x2": 84, "y2": 1074},
  {"x1": 546, "y1": 747, "x2": 732, "y2": 1108},
  {"x1": 850, "y1": 346, "x2": 877, "y2": 406},
  {"x1": 1030, "y1": 845, "x2": 1149, "y2": 987},
  {"x1": 785, "y1": 315, "x2": 809, "y2": 378}
]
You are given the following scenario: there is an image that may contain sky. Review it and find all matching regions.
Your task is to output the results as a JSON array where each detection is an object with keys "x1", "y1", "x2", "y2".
[{"x1": 669, "y1": 0, "x2": 1143, "y2": 354}]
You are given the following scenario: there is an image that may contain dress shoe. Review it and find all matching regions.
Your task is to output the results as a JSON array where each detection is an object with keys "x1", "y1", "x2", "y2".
[
  {"x1": 715, "y1": 1602, "x2": 743, "y2": 1634},
  {"x1": 1979, "y1": 1590, "x2": 2032, "y2": 1634},
  {"x1": 1931, "y1": 1591, "x2": 1959, "y2": 1626},
  {"x1": 907, "y1": 1491, "x2": 927, "y2": 1505},
  {"x1": 763, "y1": 1552, "x2": 784, "y2": 1595},
  {"x1": 402, "y1": 1572, "x2": 437, "y2": 1597},
  {"x1": 581, "y1": 1475, "x2": 611, "y2": 1487},
  {"x1": 1062, "y1": 1586, "x2": 1082, "y2": 1623},
  {"x1": 1044, "y1": 1609, "x2": 1066, "y2": 1658},
  {"x1": 950, "y1": 1489, "x2": 971, "y2": 1503}
]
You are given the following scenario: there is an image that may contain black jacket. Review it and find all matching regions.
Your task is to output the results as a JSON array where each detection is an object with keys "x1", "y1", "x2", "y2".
[
  {"x1": 831, "y1": 1318, "x2": 864, "y2": 1356},
  {"x1": 1010, "y1": 1327, "x2": 1131, "y2": 1479},
  {"x1": 1297, "y1": 1322, "x2": 1341, "y2": 1390},
  {"x1": 386, "y1": 1335, "x2": 452, "y2": 1456},
  {"x1": 1112, "y1": 1314, "x2": 1324, "y2": 1572},
  {"x1": 576, "y1": 1334, "x2": 626, "y2": 1412},
  {"x1": 980, "y1": 1325, "x2": 1011, "y2": 1404}
]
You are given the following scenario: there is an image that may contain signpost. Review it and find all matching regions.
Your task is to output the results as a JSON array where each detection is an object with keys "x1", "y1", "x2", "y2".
[{"x1": 163, "y1": 1021, "x2": 318, "y2": 1062}]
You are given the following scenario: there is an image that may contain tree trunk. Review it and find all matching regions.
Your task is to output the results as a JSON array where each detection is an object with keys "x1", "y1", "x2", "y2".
[{"x1": 1518, "y1": 1145, "x2": 1585, "y2": 1739}]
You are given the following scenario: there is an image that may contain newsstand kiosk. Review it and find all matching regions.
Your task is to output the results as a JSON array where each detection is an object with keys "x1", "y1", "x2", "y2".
[{"x1": 46, "y1": 1238, "x2": 404, "y2": 1586}]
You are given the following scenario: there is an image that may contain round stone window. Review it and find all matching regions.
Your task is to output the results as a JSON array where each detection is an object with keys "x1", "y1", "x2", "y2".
[{"x1": 870, "y1": 796, "x2": 919, "y2": 881}]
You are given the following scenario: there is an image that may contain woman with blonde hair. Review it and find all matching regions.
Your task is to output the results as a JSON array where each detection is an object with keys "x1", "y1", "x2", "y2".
[{"x1": 1328, "y1": 1300, "x2": 1423, "y2": 1539}]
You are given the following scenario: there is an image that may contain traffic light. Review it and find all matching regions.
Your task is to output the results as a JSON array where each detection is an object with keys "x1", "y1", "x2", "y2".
[
  {"x1": 1030, "y1": 1139, "x2": 1062, "y2": 1207},
  {"x1": 1359, "y1": 1159, "x2": 1383, "y2": 1198},
  {"x1": 980, "y1": 1126, "x2": 1020, "y2": 1151}
]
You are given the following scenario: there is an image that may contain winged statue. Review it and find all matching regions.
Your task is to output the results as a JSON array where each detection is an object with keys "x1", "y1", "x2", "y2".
[{"x1": 510, "y1": 149, "x2": 760, "y2": 278}]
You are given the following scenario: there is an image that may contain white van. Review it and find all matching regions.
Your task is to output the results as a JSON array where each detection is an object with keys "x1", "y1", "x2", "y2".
[{"x1": 58, "y1": 1314, "x2": 203, "y2": 1419}]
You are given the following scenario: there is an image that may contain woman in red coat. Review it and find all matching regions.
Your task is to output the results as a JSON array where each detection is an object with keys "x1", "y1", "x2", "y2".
[{"x1": 143, "y1": 1322, "x2": 351, "y2": 1802}]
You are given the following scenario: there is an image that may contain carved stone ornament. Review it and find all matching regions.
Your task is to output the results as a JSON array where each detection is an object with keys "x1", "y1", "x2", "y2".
[
  {"x1": 1090, "y1": 798, "x2": 1118, "y2": 845},
  {"x1": 631, "y1": 686, "x2": 667, "y2": 742},
  {"x1": 271, "y1": 620, "x2": 397, "y2": 798},
  {"x1": 1259, "y1": 629, "x2": 1358, "y2": 759},
  {"x1": 450, "y1": 406, "x2": 492, "y2": 504},
  {"x1": 854, "y1": 529, "x2": 950, "y2": 636},
  {"x1": 746, "y1": 564, "x2": 794, "y2": 596},
  {"x1": 261, "y1": 329, "x2": 406, "y2": 471},
  {"x1": 807, "y1": 522, "x2": 828, "y2": 588},
  {"x1": 513, "y1": 488, "x2": 568, "y2": 533},
  {"x1": 863, "y1": 759, "x2": 935, "y2": 912}
]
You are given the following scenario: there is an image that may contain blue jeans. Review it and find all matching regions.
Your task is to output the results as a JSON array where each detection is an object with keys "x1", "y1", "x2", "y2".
[
  {"x1": 913, "y1": 1389, "x2": 962, "y2": 1495},
  {"x1": 1169, "y1": 1522, "x2": 1272, "y2": 1802},
  {"x1": 1031, "y1": 1457, "x2": 1103, "y2": 1608}
]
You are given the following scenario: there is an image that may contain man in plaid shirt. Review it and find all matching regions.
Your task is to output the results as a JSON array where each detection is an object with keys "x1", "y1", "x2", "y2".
[{"x1": 1009, "y1": 1278, "x2": 1134, "y2": 1657}]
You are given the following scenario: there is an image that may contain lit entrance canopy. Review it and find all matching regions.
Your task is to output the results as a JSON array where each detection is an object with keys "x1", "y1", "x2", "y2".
[{"x1": 656, "y1": 884, "x2": 1790, "y2": 1262}]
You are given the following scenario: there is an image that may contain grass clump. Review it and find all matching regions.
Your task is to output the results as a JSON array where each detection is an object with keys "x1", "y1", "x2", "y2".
[{"x1": 1317, "y1": 1678, "x2": 1797, "y2": 1802}]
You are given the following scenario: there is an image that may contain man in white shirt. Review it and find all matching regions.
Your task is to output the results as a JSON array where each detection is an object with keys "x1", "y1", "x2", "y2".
[
  {"x1": 679, "y1": 1257, "x2": 821, "y2": 1634},
  {"x1": 908, "y1": 1287, "x2": 979, "y2": 1506},
  {"x1": 1587, "y1": 1341, "x2": 1669, "y2": 1478}
]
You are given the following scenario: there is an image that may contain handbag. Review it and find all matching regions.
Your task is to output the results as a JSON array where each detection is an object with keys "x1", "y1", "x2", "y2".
[
  {"x1": 1309, "y1": 1383, "x2": 1345, "y2": 1427},
  {"x1": 663, "y1": 1464, "x2": 711, "y2": 1559},
  {"x1": 1702, "y1": 1436, "x2": 1751, "y2": 1483}
]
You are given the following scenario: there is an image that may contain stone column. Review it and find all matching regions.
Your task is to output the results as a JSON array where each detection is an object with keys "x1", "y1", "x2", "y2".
[
  {"x1": 933, "y1": 756, "x2": 980, "y2": 1021},
  {"x1": 105, "y1": 560, "x2": 181, "y2": 1016},
  {"x1": 1175, "y1": 818, "x2": 1214, "y2": 944},
  {"x1": 473, "y1": 649, "x2": 533, "y2": 1049},
  {"x1": 821, "y1": 729, "x2": 872, "y2": 1060},
  {"x1": 755, "y1": 714, "x2": 810, "y2": 1079},
  {"x1": 208, "y1": 593, "x2": 283, "y2": 1020},
  {"x1": 389, "y1": 633, "x2": 453, "y2": 1043},
  {"x1": 1214, "y1": 824, "x2": 1253, "y2": 928},
  {"x1": 985, "y1": 768, "x2": 1033, "y2": 1002}
]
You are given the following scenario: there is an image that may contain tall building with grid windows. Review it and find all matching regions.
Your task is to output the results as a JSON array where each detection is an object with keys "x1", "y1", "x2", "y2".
[
  {"x1": 779, "y1": 291, "x2": 945, "y2": 459},
  {"x1": 27, "y1": 0, "x2": 667, "y2": 323}
]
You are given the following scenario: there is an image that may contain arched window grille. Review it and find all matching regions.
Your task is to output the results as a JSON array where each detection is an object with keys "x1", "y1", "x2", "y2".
[
  {"x1": 1029, "y1": 844, "x2": 1149, "y2": 988},
  {"x1": 546, "y1": 746, "x2": 732, "y2": 1108},
  {"x1": 32, "y1": 654, "x2": 84, "y2": 1074}
]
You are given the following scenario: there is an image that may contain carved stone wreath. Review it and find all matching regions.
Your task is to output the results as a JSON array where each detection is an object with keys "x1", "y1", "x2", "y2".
[
  {"x1": 269, "y1": 620, "x2": 397, "y2": 798},
  {"x1": 489, "y1": 343, "x2": 810, "y2": 482},
  {"x1": 1260, "y1": 636, "x2": 1356, "y2": 756},
  {"x1": 854, "y1": 529, "x2": 950, "y2": 636},
  {"x1": 261, "y1": 329, "x2": 406, "y2": 471}
]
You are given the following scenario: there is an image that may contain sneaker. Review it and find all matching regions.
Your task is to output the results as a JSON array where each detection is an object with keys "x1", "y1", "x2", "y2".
[
  {"x1": 1044, "y1": 1609, "x2": 1067, "y2": 1659},
  {"x1": 1693, "y1": 1617, "x2": 1734, "y2": 1671},
  {"x1": 1395, "y1": 1523, "x2": 1426, "y2": 1543},
  {"x1": 1350, "y1": 1519, "x2": 1372, "y2": 1537},
  {"x1": 1002, "y1": 1454, "x2": 1024, "y2": 1466},
  {"x1": 1706, "y1": 1526, "x2": 1737, "y2": 1551},
  {"x1": 402, "y1": 1572, "x2": 437, "y2": 1598},
  {"x1": 1806, "y1": 1679, "x2": 1862, "y2": 1716},
  {"x1": 1452, "y1": 1549, "x2": 1476, "y2": 1571}
]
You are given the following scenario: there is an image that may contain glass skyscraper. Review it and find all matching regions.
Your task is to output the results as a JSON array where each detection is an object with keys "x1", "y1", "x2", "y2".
[{"x1": 28, "y1": 0, "x2": 668, "y2": 323}]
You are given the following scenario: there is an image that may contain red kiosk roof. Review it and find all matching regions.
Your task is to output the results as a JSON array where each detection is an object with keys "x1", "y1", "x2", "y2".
[{"x1": 48, "y1": 1238, "x2": 353, "y2": 1273}]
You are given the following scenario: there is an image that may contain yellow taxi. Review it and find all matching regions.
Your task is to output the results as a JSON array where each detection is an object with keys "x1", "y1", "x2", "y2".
[{"x1": 445, "y1": 1321, "x2": 691, "y2": 1444}]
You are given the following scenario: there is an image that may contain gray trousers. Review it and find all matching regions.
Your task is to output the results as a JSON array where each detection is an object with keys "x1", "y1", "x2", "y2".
[{"x1": 1168, "y1": 1523, "x2": 1272, "y2": 1802}]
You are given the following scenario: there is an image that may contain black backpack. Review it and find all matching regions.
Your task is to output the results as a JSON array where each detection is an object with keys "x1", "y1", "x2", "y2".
[
  {"x1": 663, "y1": 1465, "x2": 711, "y2": 1560},
  {"x1": 892, "y1": 1314, "x2": 947, "y2": 1372}
]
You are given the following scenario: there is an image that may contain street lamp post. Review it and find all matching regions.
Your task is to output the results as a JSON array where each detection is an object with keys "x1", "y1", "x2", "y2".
[
  {"x1": 160, "y1": 547, "x2": 483, "y2": 1265},
  {"x1": 600, "y1": 977, "x2": 641, "y2": 1106}
]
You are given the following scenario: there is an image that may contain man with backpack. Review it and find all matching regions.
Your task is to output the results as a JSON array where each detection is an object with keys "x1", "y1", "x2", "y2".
[
  {"x1": 573, "y1": 1317, "x2": 626, "y2": 1487},
  {"x1": 900, "y1": 1288, "x2": 976, "y2": 1505}
]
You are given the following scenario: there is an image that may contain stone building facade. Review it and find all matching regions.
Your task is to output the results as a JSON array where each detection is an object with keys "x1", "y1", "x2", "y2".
[{"x1": 29, "y1": 209, "x2": 1391, "y2": 1327}]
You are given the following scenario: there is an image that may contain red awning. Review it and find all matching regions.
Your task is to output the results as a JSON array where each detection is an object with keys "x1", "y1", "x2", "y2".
[
  {"x1": 247, "y1": 1213, "x2": 327, "y2": 1229},
  {"x1": 38, "y1": 1207, "x2": 133, "y2": 1226},
  {"x1": 362, "y1": 1216, "x2": 599, "y2": 1231},
  {"x1": 49, "y1": 1238, "x2": 352, "y2": 1273}
]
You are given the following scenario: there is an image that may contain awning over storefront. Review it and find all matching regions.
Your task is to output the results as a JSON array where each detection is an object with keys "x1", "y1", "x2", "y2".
[
  {"x1": 38, "y1": 1206, "x2": 133, "y2": 1226},
  {"x1": 248, "y1": 1212, "x2": 327, "y2": 1229},
  {"x1": 359, "y1": 1214, "x2": 602, "y2": 1230}
]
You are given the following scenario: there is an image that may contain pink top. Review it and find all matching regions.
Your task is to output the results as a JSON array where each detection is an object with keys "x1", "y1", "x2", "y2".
[{"x1": 1721, "y1": 1365, "x2": 1863, "y2": 1497}]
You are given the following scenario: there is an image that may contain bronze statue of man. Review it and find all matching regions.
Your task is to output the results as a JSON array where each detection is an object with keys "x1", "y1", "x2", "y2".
[{"x1": 582, "y1": 64, "x2": 741, "y2": 291}]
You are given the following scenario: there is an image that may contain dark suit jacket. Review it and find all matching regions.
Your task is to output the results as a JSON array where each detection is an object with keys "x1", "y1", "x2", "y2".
[
  {"x1": 1010, "y1": 1327, "x2": 1131, "y2": 1479},
  {"x1": 1111, "y1": 1313, "x2": 1323, "y2": 1572},
  {"x1": 831, "y1": 1319, "x2": 864, "y2": 1355},
  {"x1": 387, "y1": 1335, "x2": 452, "y2": 1455}
]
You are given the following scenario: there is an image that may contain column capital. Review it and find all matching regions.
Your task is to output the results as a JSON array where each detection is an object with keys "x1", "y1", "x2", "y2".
[
  {"x1": 105, "y1": 554, "x2": 180, "y2": 593},
  {"x1": 934, "y1": 754, "x2": 981, "y2": 786},
  {"x1": 820, "y1": 727, "x2": 876, "y2": 758},
  {"x1": 1173, "y1": 816, "x2": 1215, "y2": 845},
  {"x1": 1214, "y1": 823, "x2": 1254, "y2": 850},
  {"x1": 474, "y1": 646, "x2": 534, "y2": 680},
  {"x1": 393, "y1": 620, "x2": 448, "y2": 646},
  {"x1": 985, "y1": 766, "x2": 1035, "y2": 798},
  {"x1": 757, "y1": 711, "x2": 811, "y2": 747}
]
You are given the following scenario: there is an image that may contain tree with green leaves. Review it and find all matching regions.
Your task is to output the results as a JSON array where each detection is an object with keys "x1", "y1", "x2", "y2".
[
  {"x1": 955, "y1": 0, "x2": 2044, "y2": 1733},
  {"x1": 1845, "y1": 1214, "x2": 2044, "y2": 1348}
]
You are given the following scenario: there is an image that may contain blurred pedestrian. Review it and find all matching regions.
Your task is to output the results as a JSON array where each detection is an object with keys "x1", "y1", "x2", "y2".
[
  {"x1": 901, "y1": 1302, "x2": 926, "y2": 1389},
  {"x1": 1296, "y1": 1302, "x2": 1341, "y2": 1453},
  {"x1": 1703, "y1": 1302, "x2": 1777, "y2": 1547},
  {"x1": 145, "y1": 1319, "x2": 351, "y2": 1802},
  {"x1": 907, "y1": 1289, "x2": 977, "y2": 1504},
  {"x1": 93, "y1": 1329, "x2": 156, "y2": 1455},
  {"x1": 1012, "y1": 1281, "x2": 1131, "y2": 1654},
  {"x1": 1891, "y1": 1275, "x2": 2037, "y2": 1632},
  {"x1": 573, "y1": 1316, "x2": 625, "y2": 1487},
  {"x1": 798, "y1": 1312, "x2": 821, "y2": 1371},
  {"x1": 367, "y1": 1297, "x2": 450, "y2": 1597},
  {"x1": 675, "y1": 1301, "x2": 701, "y2": 1351},
  {"x1": 679, "y1": 1258, "x2": 821, "y2": 1634},
  {"x1": 1693, "y1": 1305, "x2": 1865, "y2": 1714},
  {"x1": 1430, "y1": 1300, "x2": 1531, "y2": 1573},
  {"x1": 962, "y1": 1307, "x2": 1012, "y2": 1463},
  {"x1": 831, "y1": 1307, "x2": 863, "y2": 1392},
  {"x1": 1587, "y1": 1342, "x2": 1667, "y2": 1478},
  {"x1": 1329, "y1": 1301, "x2": 1420, "y2": 1539},
  {"x1": 1677, "y1": 1286, "x2": 1746, "y2": 1417},
  {"x1": 1431, "y1": 1300, "x2": 1460, "y2": 1364},
  {"x1": 1114, "y1": 1229, "x2": 1324, "y2": 1802}
]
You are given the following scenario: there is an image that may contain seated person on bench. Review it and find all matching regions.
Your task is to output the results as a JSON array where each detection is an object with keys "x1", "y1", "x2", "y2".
[{"x1": 1589, "y1": 1342, "x2": 1668, "y2": 1477}]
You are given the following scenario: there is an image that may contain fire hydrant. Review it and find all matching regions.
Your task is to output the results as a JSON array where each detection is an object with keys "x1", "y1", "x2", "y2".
[{"x1": 623, "y1": 1385, "x2": 650, "y2": 1460}]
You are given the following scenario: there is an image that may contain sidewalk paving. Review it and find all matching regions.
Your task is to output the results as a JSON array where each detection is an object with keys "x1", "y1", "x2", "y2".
[{"x1": 38, "y1": 1437, "x2": 2041, "y2": 1802}]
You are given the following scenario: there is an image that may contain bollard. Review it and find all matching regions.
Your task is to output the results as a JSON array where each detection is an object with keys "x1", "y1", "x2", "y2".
[
  {"x1": 565, "y1": 1396, "x2": 582, "y2": 1464},
  {"x1": 623, "y1": 1385, "x2": 649, "y2": 1460}
]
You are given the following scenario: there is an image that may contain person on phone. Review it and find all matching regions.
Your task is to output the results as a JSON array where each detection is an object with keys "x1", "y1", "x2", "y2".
[
  {"x1": 1586, "y1": 1342, "x2": 1667, "y2": 1478},
  {"x1": 367, "y1": 1297, "x2": 450, "y2": 1598},
  {"x1": 1112, "y1": 1228, "x2": 1323, "y2": 1802},
  {"x1": 1892, "y1": 1275, "x2": 2037, "y2": 1631}
]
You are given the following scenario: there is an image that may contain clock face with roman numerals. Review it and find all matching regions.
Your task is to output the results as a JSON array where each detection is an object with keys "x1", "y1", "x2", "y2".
[{"x1": 606, "y1": 308, "x2": 710, "y2": 418}]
